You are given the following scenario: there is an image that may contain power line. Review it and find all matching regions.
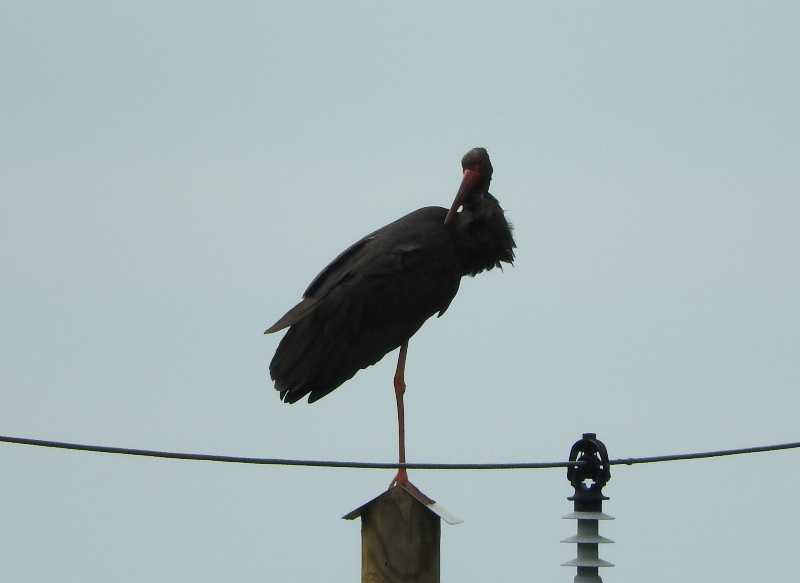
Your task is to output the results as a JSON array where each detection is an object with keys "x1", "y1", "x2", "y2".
[
  {"x1": 1, "y1": 434, "x2": 798, "y2": 469},
  {"x1": 0, "y1": 435, "x2": 573, "y2": 469},
  {"x1": 610, "y1": 440, "x2": 800, "y2": 465}
]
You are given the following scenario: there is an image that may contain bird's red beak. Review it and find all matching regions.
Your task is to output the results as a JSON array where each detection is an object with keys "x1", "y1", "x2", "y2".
[{"x1": 444, "y1": 168, "x2": 480, "y2": 225}]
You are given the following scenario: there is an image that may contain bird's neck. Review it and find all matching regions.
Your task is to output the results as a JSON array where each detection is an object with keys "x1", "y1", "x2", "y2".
[{"x1": 452, "y1": 192, "x2": 515, "y2": 277}]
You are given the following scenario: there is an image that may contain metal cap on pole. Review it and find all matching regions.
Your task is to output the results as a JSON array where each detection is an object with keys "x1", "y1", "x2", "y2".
[{"x1": 561, "y1": 433, "x2": 614, "y2": 583}]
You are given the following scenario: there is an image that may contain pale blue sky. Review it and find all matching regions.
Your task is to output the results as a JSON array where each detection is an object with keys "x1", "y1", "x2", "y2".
[{"x1": 2, "y1": 2, "x2": 799, "y2": 582}]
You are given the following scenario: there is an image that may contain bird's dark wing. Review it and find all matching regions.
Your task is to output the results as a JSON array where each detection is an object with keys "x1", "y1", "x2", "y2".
[
  {"x1": 264, "y1": 232, "x2": 376, "y2": 334},
  {"x1": 304, "y1": 233, "x2": 377, "y2": 298},
  {"x1": 263, "y1": 296, "x2": 319, "y2": 334},
  {"x1": 267, "y1": 207, "x2": 460, "y2": 403}
]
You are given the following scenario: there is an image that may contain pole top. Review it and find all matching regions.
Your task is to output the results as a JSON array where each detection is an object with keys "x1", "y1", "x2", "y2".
[{"x1": 343, "y1": 484, "x2": 463, "y2": 525}]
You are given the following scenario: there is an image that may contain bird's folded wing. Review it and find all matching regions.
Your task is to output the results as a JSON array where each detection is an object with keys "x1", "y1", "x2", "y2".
[{"x1": 264, "y1": 297, "x2": 319, "y2": 334}]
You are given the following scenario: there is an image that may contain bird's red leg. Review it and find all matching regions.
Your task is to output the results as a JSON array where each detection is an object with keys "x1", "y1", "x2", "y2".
[
  {"x1": 390, "y1": 341, "x2": 409, "y2": 488},
  {"x1": 388, "y1": 342, "x2": 434, "y2": 505}
]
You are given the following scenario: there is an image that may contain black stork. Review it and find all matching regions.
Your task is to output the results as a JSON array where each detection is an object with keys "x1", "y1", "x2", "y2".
[{"x1": 265, "y1": 147, "x2": 515, "y2": 490}]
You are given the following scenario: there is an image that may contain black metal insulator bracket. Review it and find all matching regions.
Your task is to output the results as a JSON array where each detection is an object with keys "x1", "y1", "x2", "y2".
[{"x1": 567, "y1": 432, "x2": 611, "y2": 502}]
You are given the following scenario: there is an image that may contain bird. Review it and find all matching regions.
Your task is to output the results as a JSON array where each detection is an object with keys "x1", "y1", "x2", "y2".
[{"x1": 265, "y1": 147, "x2": 515, "y2": 489}]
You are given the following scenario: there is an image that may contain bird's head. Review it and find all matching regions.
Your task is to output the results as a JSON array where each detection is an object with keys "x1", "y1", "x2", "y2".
[{"x1": 444, "y1": 148, "x2": 493, "y2": 225}]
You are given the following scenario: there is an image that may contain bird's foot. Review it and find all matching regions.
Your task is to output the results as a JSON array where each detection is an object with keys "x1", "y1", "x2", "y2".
[
  {"x1": 389, "y1": 469, "x2": 435, "y2": 505},
  {"x1": 390, "y1": 467, "x2": 409, "y2": 489}
]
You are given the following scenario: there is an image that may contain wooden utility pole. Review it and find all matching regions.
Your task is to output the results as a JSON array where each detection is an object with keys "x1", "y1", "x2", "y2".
[{"x1": 344, "y1": 484, "x2": 460, "y2": 583}]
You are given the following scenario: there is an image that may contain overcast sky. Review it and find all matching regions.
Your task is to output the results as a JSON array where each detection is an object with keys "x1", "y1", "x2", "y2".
[{"x1": 1, "y1": 2, "x2": 799, "y2": 582}]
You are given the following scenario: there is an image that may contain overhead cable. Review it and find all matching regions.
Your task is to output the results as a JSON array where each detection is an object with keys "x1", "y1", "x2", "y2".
[{"x1": 1, "y1": 434, "x2": 798, "y2": 470}]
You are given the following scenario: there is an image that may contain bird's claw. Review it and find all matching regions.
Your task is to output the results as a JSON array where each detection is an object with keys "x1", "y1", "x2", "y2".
[{"x1": 389, "y1": 470, "x2": 435, "y2": 505}]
